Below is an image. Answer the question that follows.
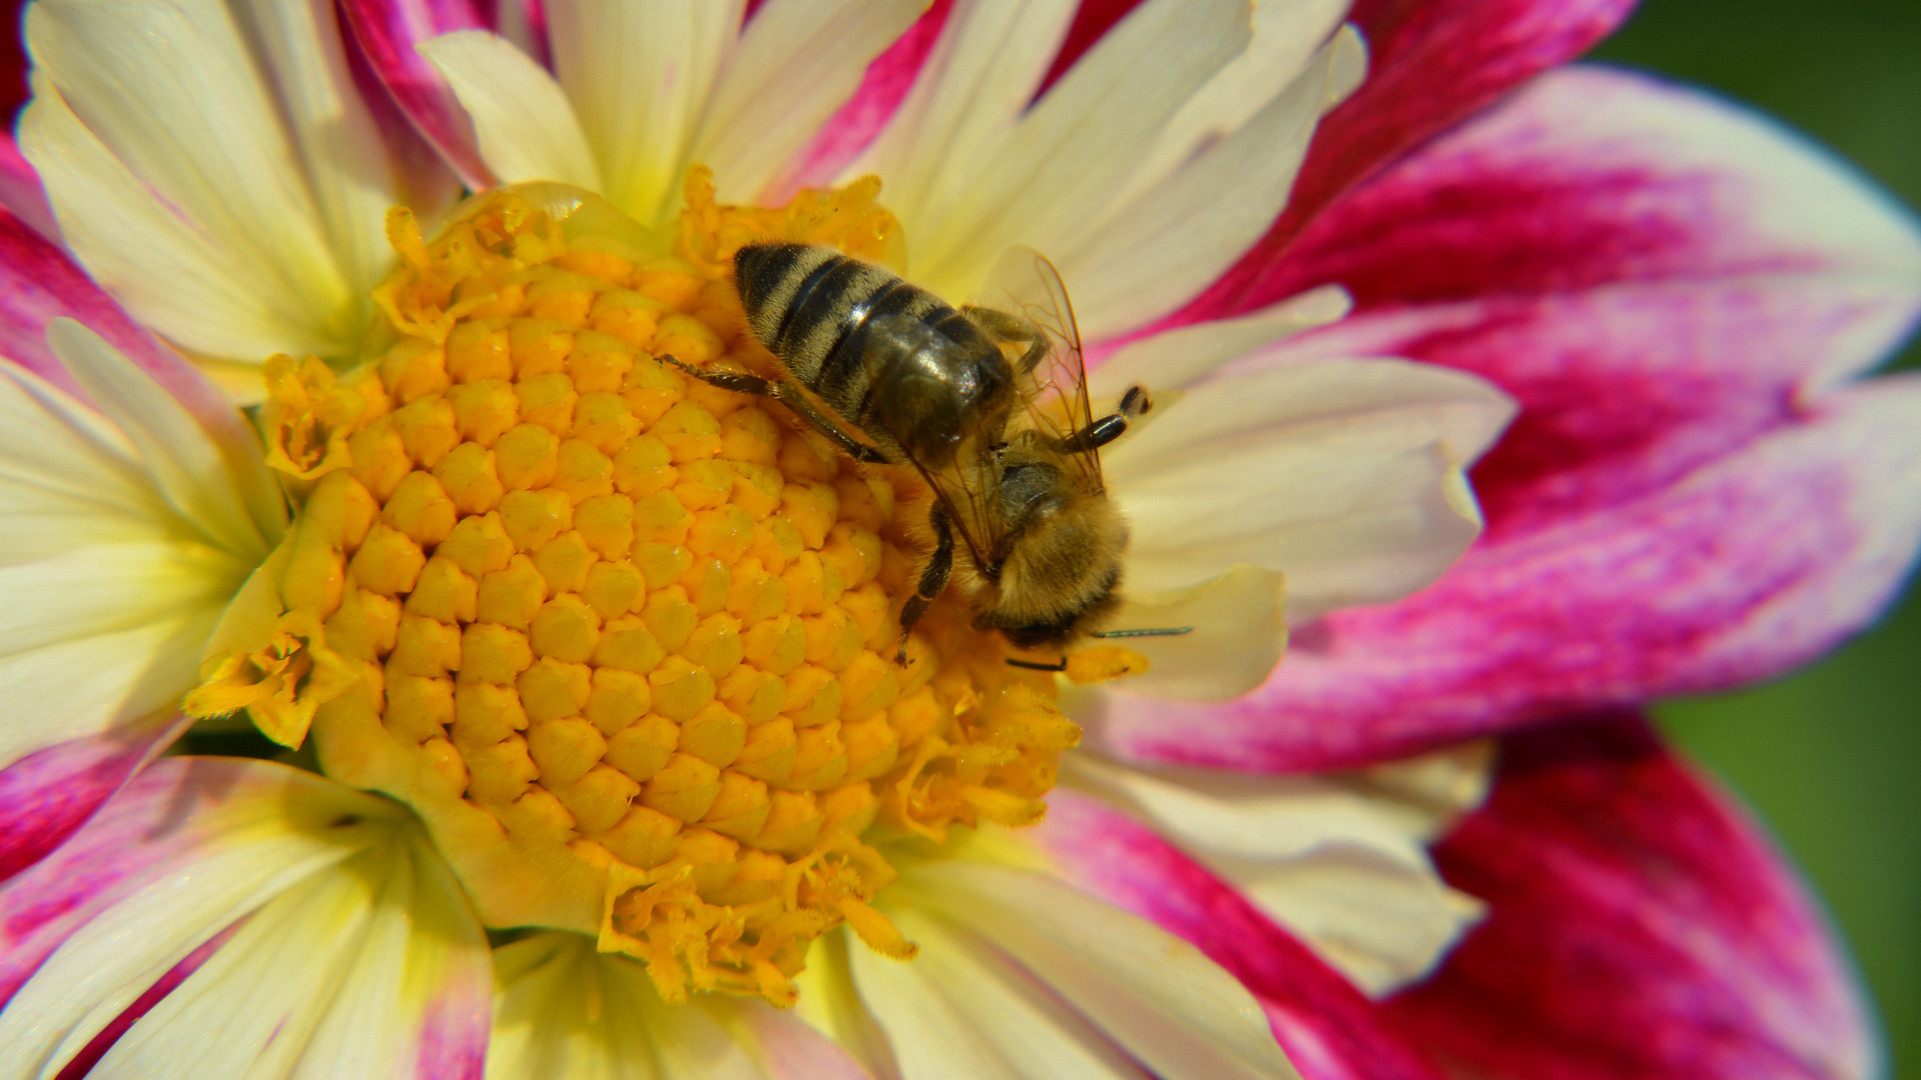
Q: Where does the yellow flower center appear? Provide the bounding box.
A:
[190,171,1111,1005]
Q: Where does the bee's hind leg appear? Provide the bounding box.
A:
[963,307,1049,374]
[658,354,891,465]
[895,503,954,665]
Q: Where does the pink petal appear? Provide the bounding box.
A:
[0,133,56,243]
[1095,375,1921,770]
[1385,716,1877,1080]
[764,0,952,201]
[1037,789,1448,1080]
[1168,0,1637,326]
[1090,69,1921,771]
[0,715,187,884]
[415,974,490,1080]
[340,0,497,191]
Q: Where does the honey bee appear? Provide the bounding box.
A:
[666,242,1155,663]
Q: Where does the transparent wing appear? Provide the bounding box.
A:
[907,425,1003,573]
[968,246,1103,487]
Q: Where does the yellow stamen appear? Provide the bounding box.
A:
[194,172,1093,1004]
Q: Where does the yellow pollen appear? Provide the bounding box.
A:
[191,171,1104,1005]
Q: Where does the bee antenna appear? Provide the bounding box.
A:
[1006,657,1069,672]
[1092,626,1194,639]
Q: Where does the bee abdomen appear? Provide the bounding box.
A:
[735,243,943,393]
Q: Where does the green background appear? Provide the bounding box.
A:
[1592,0,1921,1074]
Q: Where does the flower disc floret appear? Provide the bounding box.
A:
[190,176,1087,1004]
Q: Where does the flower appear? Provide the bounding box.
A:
[0,2,1914,1080]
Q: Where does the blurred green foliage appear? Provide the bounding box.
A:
[1592,0,1921,1073]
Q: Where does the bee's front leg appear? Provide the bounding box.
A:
[896,503,954,666]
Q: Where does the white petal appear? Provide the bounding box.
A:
[1106,359,1515,617]
[1098,563,1287,701]
[49,320,273,561]
[0,541,222,684]
[1056,33,1344,337]
[693,0,930,207]
[849,914,1149,1080]
[1062,754,1435,869]
[18,85,336,361]
[0,361,169,557]
[546,0,745,224]
[486,932,773,1080]
[0,357,251,769]
[1122,0,1355,204]
[421,31,602,192]
[847,0,1079,232]
[1059,751,1490,996]
[91,832,489,1080]
[233,0,401,297]
[910,0,1253,301]
[0,760,401,1080]
[25,0,358,359]
[0,614,212,769]
[1088,286,1351,401]
[902,862,1298,1080]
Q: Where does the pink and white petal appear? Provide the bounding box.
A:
[338,0,496,190]
[419,30,601,192]
[88,830,489,1080]
[898,860,1300,1080]
[693,0,928,209]
[907,0,1252,302]
[0,220,281,531]
[51,921,244,1080]
[1172,0,1638,324]
[489,932,856,1079]
[1035,791,1449,1080]
[1056,754,1482,995]
[0,136,56,244]
[0,609,217,770]
[844,0,1077,232]
[1124,0,1355,206]
[1235,66,1921,533]
[24,0,359,361]
[767,0,953,201]
[545,0,745,223]
[0,360,256,773]
[1105,358,1512,617]
[1384,716,1877,1080]
[1054,31,1352,338]
[0,714,185,882]
[0,758,400,1080]
[1100,375,1921,770]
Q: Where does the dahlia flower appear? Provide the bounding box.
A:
[0,1,1914,1079]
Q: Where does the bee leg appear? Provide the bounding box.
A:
[1059,385,1151,453]
[895,504,954,665]
[659,354,891,465]
[962,307,1049,374]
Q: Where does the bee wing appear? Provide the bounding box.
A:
[969,246,1104,486]
[907,426,1005,572]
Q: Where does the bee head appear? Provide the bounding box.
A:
[978,446,1128,649]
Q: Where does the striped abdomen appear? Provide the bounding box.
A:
[734,243,1012,468]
